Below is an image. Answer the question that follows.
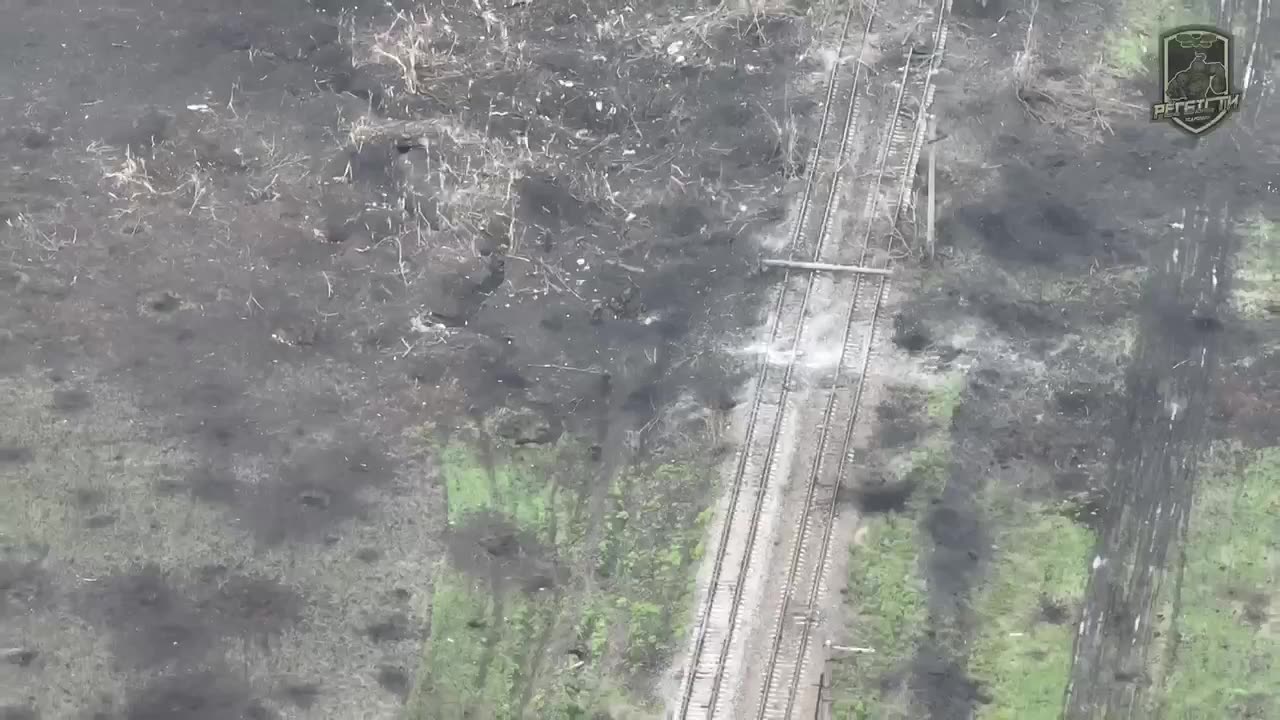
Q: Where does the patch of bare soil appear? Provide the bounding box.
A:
[80,565,216,670]
[76,563,303,673]
[182,442,394,546]
[448,511,563,600]
[0,544,51,620]
[119,671,270,720]
[840,388,931,514]
[1212,329,1280,448]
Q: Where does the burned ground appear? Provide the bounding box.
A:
[829,0,1278,717]
[76,563,303,672]
[874,390,927,448]
[117,670,264,720]
[80,565,216,670]
[445,511,561,593]
[0,545,50,620]
[6,0,1270,715]
[0,0,828,715]
[193,571,304,645]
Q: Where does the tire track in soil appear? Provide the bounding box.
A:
[1062,199,1231,719]
[1063,2,1275,714]
[913,449,989,720]
[519,355,651,713]
[472,426,506,697]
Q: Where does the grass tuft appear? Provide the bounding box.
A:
[1160,446,1280,719]
[829,382,961,718]
[969,507,1093,720]
[925,374,966,424]
[829,514,928,720]
[440,443,559,529]
[414,442,712,719]
[1231,215,1280,320]
[1102,0,1216,79]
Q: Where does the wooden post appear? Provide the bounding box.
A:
[926,115,936,261]
[814,672,824,720]
[760,258,892,276]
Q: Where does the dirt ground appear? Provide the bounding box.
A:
[819,0,1279,717]
[0,0,834,717]
[3,0,1277,716]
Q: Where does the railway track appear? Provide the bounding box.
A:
[672,1,951,718]
[751,5,952,719]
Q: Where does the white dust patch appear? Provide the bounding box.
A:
[728,292,856,373]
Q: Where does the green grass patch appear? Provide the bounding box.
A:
[970,502,1094,720]
[1103,0,1215,79]
[1161,446,1280,719]
[413,443,573,719]
[585,461,713,671]
[829,383,959,719]
[416,442,714,719]
[1232,215,1280,320]
[905,443,951,496]
[926,374,966,424]
[409,570,560,719]
[524,459,712,718]
[440,442,566,530]
[830,513,929,720]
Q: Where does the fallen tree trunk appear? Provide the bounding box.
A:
[760,258,893,276]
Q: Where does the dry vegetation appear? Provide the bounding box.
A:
[0,0,848,716]
[1009,0,1145,142]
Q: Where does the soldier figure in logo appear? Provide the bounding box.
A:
[1165,50,1229,100]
